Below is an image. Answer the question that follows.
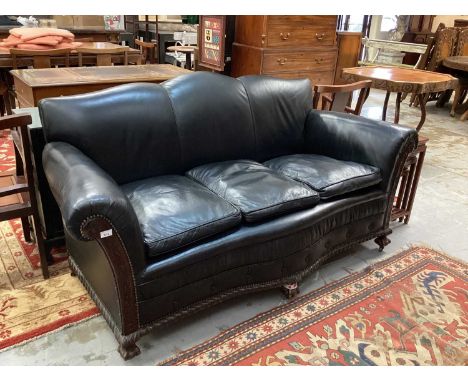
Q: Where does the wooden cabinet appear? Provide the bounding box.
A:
[231,16,338,86]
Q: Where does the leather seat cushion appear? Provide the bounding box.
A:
[186,160,320,223]
[122,175,241,258]
[264,154,382,199]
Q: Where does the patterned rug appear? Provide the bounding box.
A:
[161,247,468,366]
[0,135,98,353]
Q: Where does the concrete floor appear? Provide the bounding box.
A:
[0,89,467,365]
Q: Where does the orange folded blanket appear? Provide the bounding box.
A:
[9,27,75,41]
[0,28,78,51]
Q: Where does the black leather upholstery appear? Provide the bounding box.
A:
[238,75,312,162]
[264,154,381,199]
[162,72,256,170]
[121,175,241,258]
[136,190,387,321]
[187,160,319,223]
[42,142,146,272]
[304,111,418,193]
[39,73,418,356]
[39,83,182,185]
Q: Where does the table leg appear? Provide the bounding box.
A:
[186,52,192,70]
[394,92,402,124]
[382,91,391,121]
[416,94,427,131]
[450,85,461,117]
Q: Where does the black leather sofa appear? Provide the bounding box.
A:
[40,72,417,360]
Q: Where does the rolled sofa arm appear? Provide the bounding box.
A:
[42,142,146,272]
[304,110,418,194]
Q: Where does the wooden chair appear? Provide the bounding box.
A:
[0,113,49,279]
[10,48,72,69]
[134,39,157,64]
[312,80,372,116]
[415,27,458,107]
[450,28,468,118]
[0,79,12,116]
[76,45,129,67]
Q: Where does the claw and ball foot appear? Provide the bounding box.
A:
[118,341,141,360]
[281,282,299,299]
[375,235,391,252]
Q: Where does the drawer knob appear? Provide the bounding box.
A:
[280,32,290,40]
[277,58,287,65]
[315,33,325,41]
[314,58,324,64]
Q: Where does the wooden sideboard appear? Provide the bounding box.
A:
[231,16,338,86]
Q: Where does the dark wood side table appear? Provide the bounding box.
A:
[342,66,458,131]
[391,136,428,224]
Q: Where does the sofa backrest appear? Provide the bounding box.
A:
[40,72,312,184]
[161,72,255,171]
[238,76,313,162]
[39,83,183,184]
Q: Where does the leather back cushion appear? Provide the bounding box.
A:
[238,75,312,162]
[162,72,256,170]
[39,83,182,184]
[40,73,311,183]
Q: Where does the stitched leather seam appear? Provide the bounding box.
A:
[238,79,259,159]
[162,85,184,170]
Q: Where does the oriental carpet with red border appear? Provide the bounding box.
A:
[161,247,468,366]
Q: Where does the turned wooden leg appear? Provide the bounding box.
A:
[374,235,391,252]
[451,85,461,117]
[281,282,299,299]
[118,340,141,360]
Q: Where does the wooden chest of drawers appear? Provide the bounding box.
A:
[231,16,338,86]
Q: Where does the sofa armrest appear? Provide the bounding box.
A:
[43,142,146,272]
[304,110,418,193]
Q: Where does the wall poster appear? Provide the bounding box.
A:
[198,15,226,71]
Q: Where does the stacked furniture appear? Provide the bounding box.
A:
[231,16,338,85]
[40,72,417,360]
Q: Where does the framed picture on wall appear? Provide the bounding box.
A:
[198,15,226,71]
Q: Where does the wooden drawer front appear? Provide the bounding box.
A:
[266,16,337,47]
[269,70,335,87]
[263,49,337,73]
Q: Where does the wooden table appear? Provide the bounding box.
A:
[167,45,196,70]
[10,64,192,107]
[0,42,142,68]
[342,66,458,130]
[443,56,468,121]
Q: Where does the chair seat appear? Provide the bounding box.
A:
[264,154,382,199]
[122,175,241,258]
[186,160,320,223]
